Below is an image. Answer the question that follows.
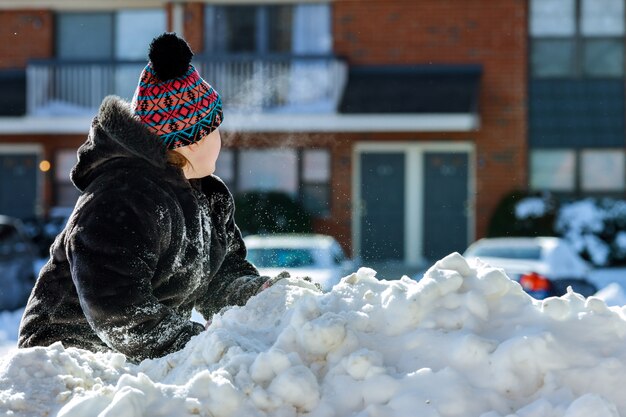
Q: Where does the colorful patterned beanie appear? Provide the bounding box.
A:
[132,33,223,150]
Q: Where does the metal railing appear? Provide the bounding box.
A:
[26,56,348,116]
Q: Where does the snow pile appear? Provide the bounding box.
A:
[3,253,626,416]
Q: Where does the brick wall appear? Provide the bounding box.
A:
[334,0,529,241]
[0,10,53,69]
[183,3,205,53]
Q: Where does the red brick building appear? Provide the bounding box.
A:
[0,1,528,266]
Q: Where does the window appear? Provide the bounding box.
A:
[530,0,576,36]
[530,0,625,78]
[56,13,114,60]
[580,0,625,36]
[247,248,315,268]
[467,245,543,260]
[531,39,577,77]
[205,5,291,54]
[205,4,331,55]
[55,10,166,100]
[215,149,235,189]
[115,10,167,60]
[582,39,624,77]
[56,10,166,60]
[239,149,299,194]
[581,149,625,191]
[302,149,331,216]
[54,150,80,207]
[530,148,626,194]
[215,147,331,217]
[530,150,576,191]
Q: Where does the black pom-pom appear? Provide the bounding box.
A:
[148,32,194,81]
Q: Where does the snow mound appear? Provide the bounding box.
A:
[3,253,626,417]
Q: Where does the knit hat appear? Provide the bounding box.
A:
[132,33,223,150]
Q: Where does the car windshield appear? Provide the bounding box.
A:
[247,248,316,268]
[468,245,542,260]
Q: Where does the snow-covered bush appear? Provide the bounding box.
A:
[509,196,626,267]
[515,196,550,220]
[488,190,557,238]
[554,199,609,266]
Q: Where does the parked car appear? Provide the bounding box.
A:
[244,234,356,292]
[0,215,38,310]
[463,237,597,299]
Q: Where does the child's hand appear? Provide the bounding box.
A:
[258,271,291,293]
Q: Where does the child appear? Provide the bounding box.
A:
[18,33,282,362]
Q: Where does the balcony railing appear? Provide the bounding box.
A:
[26,56,348,117]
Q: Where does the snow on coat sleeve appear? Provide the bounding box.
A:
[66,190,203,362]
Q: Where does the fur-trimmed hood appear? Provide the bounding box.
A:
[71,96,171,192]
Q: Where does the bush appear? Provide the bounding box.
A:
[487,190,557,238]
[234,191,312,236]
[555,198,626,267]
[489,191,626,267]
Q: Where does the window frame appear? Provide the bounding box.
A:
[530,148,577,192]
[55,9,166,61]
[530,147,626,196]
[580,148,626,192]
[53,149,81,208]
[530,0,626,79]
[204,4,295,56]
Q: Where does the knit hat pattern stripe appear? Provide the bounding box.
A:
[161,95,223,149]
[133,64,223,150]
[136,66,200,99]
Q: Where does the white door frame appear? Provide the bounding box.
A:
[352,141,476,265]
[0,144,45,217]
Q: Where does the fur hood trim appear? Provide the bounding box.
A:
[71,96,170,191]
[96,95,168,165]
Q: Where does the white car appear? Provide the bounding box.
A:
[463,237,596,298]
[244,234,356,292]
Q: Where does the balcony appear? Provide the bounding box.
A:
[25,55,348,117]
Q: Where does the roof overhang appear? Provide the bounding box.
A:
[339,64,482,117]
[0,112,479,135]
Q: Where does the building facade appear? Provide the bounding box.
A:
[528,0,626,199]
[0,0,530,266]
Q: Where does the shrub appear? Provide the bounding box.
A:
[487,190,557,238]
[234,191,312,236]
[490,193,626,267]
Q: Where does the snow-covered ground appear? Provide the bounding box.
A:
[3,254,626,416]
